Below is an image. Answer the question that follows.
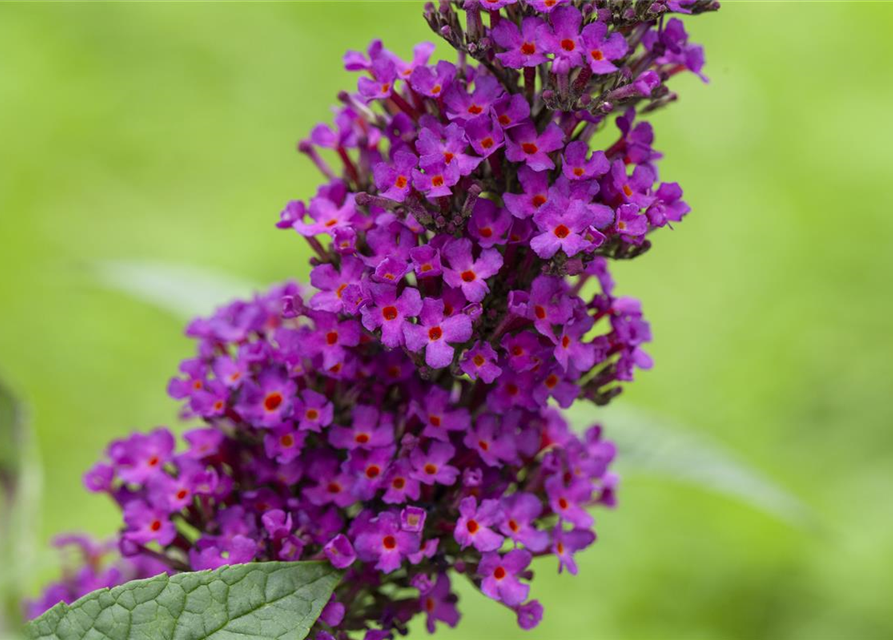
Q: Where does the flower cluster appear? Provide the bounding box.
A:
[31,0,717,637]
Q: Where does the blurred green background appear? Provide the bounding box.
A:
[1,2,892,639]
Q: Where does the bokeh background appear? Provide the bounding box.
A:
[2,2,892,639]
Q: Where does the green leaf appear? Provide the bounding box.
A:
[92,260,261,320]
[565,405,814,528]
[25,562,341,640]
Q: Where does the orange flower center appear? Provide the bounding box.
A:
[264,392,283,411]
[382,306,398,321]
[521,142,538,155]
[521,42,536,55]
[428,326,443,341]
[461,270,476,282]
[554,224,570,238]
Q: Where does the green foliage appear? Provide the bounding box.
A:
[25,562,340,640]
[0,380,40,638]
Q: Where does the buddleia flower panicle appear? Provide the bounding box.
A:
[32,0,718,637]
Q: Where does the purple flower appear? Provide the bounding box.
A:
[373,150,417,202]
[503,165,551,219]
[360,284,423,348]
[237,371,296,427]
[545,475,594,528]
[320,596,346,627]
[189,535,257,571]
[581,21,628,74]
[506,123,564,172]
[442,238,504,303]
[410,441,459,486]
[562,141,610,181]
[411,159,460,199]
[500,492,550,552]
[293,194,357,237]
[531,199,608,259]
[411,387,471,442]
[409,245,443,279]
[404,297,473,369]
[328,405,394,450]
[294,389,334,432]
[541,6,584,73]
[357,58,398,101]
[609,160,655,208]
[417,119,481,176]
[409,60,456,98]
[644,18,708,82]
[516,600,544,630]
[647,182,690,227]
[463,415,516,467]
[382,460,421,504]
[455,496,505,552]
[479,549,531,606]
[400,506,427,533]
[348,447,394,499]
[309,255,365,313]
[614,203,648,238]
[464,114,504,158]
[501,331,545,372]
[444,74,504,121]
[553,526,596,574]
[421,574,460,633]
[459,341,502,383]
[491,17,549,69]
[551,318,596,372]
[108,428,175,485]
[468,199,511,248]
[122,501,176,546]
[263,427,305,464]
[527,0,568,12]
[493,94,531,130]
[324,533,357,569]
[354,512,419,573]
[394,41,436,80]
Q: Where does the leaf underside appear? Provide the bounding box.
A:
[26,562,341,640]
